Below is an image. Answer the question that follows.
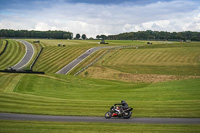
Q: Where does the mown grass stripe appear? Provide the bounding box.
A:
[37,47,64,61]
[166,50,177,63]
[0,74,19,91]
[36,47,72,65]
[35,48,74,71]
[40,49,85,73]
[3,42,21,67]
[4,74,24,93]
[0,40,25,70]
[0,40,16,65]
[0,40,17,68]
[0,40,7,54]
[5,41,25,68]
[47,49,90,73]
[34,47,88,73]
[162,49,175,63]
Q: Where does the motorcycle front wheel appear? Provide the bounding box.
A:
[105,111,112,119]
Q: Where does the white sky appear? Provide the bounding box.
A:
[0,0,200,38]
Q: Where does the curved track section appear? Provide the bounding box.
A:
[12,40,34,70]
[0,113,199,124]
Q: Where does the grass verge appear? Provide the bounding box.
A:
[0,120,199,133]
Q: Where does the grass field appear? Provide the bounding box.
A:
[0,39,26,70]
[0,72,199,117]
[25,39,185,75]
[80,42,200,82]
[24,39,148,73]
[0,120,199,133]
[25,39,98,73]
[0,40,200,132]
[0,39,6,53]
[32,46,92,73]
[29,39,148,47]
[0,40,199,117]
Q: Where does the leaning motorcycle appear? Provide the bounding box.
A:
[105,105,133,119]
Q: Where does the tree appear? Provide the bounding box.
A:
[96,35,100,39]
[100,35,107,39]
[0,29,73,39]
[82,34,86,39]
[63,34,69,39]
[63,33,73,39]
[76,33,80,39]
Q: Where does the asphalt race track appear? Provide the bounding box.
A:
[12,40,34,70]
[56,46,116,74]
[0,113,199,124]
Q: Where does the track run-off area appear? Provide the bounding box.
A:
[0,113,199,124]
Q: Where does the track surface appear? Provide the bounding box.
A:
[56,46,116,74]
[12,40,34,70]
[0,113,200,124]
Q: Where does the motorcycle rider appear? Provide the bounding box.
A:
[114,100,128,114]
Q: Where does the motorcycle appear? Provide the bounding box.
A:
[105,105,133,119]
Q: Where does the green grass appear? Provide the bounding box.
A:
[0,40,200,132]
[69,49,109,75]
[24,39,160,74]
[0,73,199,117]
[0,39,6,53]
[28,39,147,47]
[88,43,200,76]
[32,46,91,73]
[0,39,26,70]
[26,39,99,73]
[25,39,148,73]
[0,120,199,133]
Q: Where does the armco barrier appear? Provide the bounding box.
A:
[0,40,8,55]
[0,70,44,74]
[30,47,43,70]
[30,42,44,70]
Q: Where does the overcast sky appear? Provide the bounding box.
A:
[0,0,200,37]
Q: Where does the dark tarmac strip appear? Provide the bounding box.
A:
[0,113,200,124]
[12,40,34,70]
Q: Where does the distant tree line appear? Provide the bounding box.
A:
[97,30,200,41]
[0,29,73,39]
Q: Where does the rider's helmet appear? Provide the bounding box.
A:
[121,100,125,103]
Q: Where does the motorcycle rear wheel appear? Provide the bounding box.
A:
[122,111,132,119]
[105,111,112,119]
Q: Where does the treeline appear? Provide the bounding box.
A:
[97,30,200,41]
[0,29,73,39]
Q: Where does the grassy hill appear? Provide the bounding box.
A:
[0,39,200,132]
[0,39,26,70]
[80,42,200,82]
[25,39,148,73]
[32,46,91,73]
[0,72,200,118]
[0,39,6,53]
